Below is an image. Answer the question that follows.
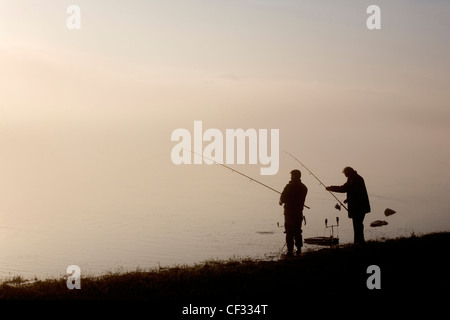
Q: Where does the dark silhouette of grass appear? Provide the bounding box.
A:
[0,232,448,316]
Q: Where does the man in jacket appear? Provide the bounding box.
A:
[279,169,308,256]
[326,167,370,245]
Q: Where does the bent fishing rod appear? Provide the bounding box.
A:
[284,151,347,211]
[186,149,310,210]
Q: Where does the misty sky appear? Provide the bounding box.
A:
[0,1,449,232]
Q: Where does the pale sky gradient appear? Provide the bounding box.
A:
[0,1,449,235]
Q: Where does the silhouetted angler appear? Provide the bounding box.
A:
[279,169,308,256]
[326,167,370,245]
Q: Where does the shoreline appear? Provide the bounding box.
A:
[0,231,449,316]
[1,231,449,295]
[0,227,424,283]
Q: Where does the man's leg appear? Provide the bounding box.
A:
[352,214,365,244]
[285,220,295,255]
[294,228,303,255]
[285,231,294,255]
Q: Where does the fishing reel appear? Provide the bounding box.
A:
[335,203,341,211]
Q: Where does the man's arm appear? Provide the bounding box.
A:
[326,182,348,193]
[279,184,290,205]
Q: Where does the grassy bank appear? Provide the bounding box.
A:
[1,232,449,314]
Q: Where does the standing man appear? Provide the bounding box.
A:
[326,167,370,245]
[279,169,308,256]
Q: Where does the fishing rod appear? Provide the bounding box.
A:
[186,149,310,210]
[284,151,347,212]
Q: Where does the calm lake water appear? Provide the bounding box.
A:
[1,153,449,281]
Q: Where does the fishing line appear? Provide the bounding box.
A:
[185,148,310,209]
[284,151,348,212]
[185,148,310,255]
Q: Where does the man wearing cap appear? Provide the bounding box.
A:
[279,169,308,256]
[326,167,371,245]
